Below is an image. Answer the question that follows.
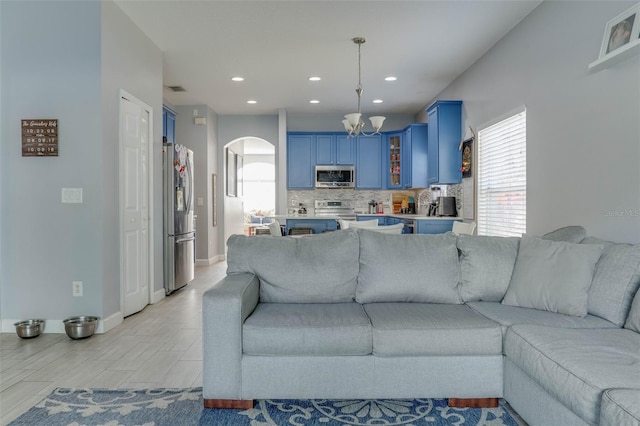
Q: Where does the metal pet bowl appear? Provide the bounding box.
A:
[63,316,98,340]
[14,319,45,339]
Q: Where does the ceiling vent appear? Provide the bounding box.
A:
[167,85,187,92]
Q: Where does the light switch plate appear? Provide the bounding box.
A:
[62,188,83,203]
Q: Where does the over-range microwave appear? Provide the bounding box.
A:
[315,165,355,188]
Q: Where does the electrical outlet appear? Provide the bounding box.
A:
[72,281,83,297]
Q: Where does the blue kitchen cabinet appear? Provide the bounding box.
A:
[386,132,403,189]
[316,134,354,165]
[355,134,383,189]
[287,134,315,189]
[402,123,428,188]
[385,124,428,189]
[416,219,462,234]
[286,219,337,234]
[335,135,355,165]
[163,106,176,144]
[426,101,462,185]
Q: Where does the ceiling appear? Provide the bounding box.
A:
[115,0,542,116]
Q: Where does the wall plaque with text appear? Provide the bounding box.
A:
[22,119,58,157]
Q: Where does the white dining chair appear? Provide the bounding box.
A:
[452,221,477,236]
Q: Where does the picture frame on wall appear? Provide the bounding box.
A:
[461,138,473,179]
[236,154,243,198]
[226,148,236,197]
[599,4,640,59]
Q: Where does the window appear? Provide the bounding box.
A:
[477,109,526,237]
[243,161,275,214]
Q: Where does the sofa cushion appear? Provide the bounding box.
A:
[502,235,603,317]
[505,325,640,425]
[468,301,617,339]
[243,303,372,356]
[457,235,520,302]
[356,232,460,304]
[626,287,640,333]
[226,230,359,303]
[600,389,640,426]
[363,303,502,356]
[541,225,587,243]
[580,238,640,326]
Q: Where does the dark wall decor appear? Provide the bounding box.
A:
[22,119,58,157]
[461,138,473,178]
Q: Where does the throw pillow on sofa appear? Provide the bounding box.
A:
[580,237,640,326]
[625,285,640,333]
[226,229,360,303]
[457,234,520,302]
[541,225,587,243]
[356,232,461,304]
[502,235,604,317]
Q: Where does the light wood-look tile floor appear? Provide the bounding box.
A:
[0,261,226,425]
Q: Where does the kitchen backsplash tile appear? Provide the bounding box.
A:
[288,184,463,215]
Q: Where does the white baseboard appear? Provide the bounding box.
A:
[100,311,123,333]
[196,254,225,266]
[151,288,166,304]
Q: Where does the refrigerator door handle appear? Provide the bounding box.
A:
[185,151,193,215]
[176,236,195,244]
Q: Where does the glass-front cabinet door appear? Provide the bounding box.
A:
[387,133,402,188]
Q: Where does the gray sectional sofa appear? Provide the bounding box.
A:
[202,226,640,425]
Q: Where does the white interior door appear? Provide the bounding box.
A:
[121,95,150,317]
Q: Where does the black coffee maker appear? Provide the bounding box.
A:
[436,196,457,217]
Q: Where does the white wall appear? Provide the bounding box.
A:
[423,1,640,244]
[0,0,163,331]
[175,105,221,264]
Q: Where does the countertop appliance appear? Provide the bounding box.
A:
[163,143,195,295]
[315,165,355,188]
[437,196,457,217]
[314,199,356,220]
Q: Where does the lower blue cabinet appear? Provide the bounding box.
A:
[415,220,462,234]
[285,219,337,234]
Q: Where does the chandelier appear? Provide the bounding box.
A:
[342,37,385,137]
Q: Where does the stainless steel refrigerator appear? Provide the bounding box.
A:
[163,143,195,294]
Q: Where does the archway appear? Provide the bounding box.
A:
[223,137,275,246]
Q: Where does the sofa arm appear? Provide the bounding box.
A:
[202,273,260,400]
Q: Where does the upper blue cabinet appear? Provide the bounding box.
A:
[385,124,428,189]
[426,101,462,185]
[355,134,383,189]
[162,106,176,144]
[287,134,315,189]
[315,134,354,165]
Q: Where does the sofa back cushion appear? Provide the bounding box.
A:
[356,232,461,303]
[502,235,603,317]
[226,230,360,303]
[625,287,640,333]
[457,235,520,302]
[541,225,587,243]
[580,237,640,326]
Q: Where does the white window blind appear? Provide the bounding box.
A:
[477,109,526,237]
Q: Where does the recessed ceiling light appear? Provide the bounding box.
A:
[373,99,383,104]
[247,100,257,104]
[232,77,244,82]
[309,100,320,104]
[384,76,397,81]
[308,76,321,81]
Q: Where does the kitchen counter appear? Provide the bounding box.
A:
[357,214,462,221]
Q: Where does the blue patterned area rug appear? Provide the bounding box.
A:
[9,387,520,425]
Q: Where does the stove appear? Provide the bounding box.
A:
[314,199,356,220]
